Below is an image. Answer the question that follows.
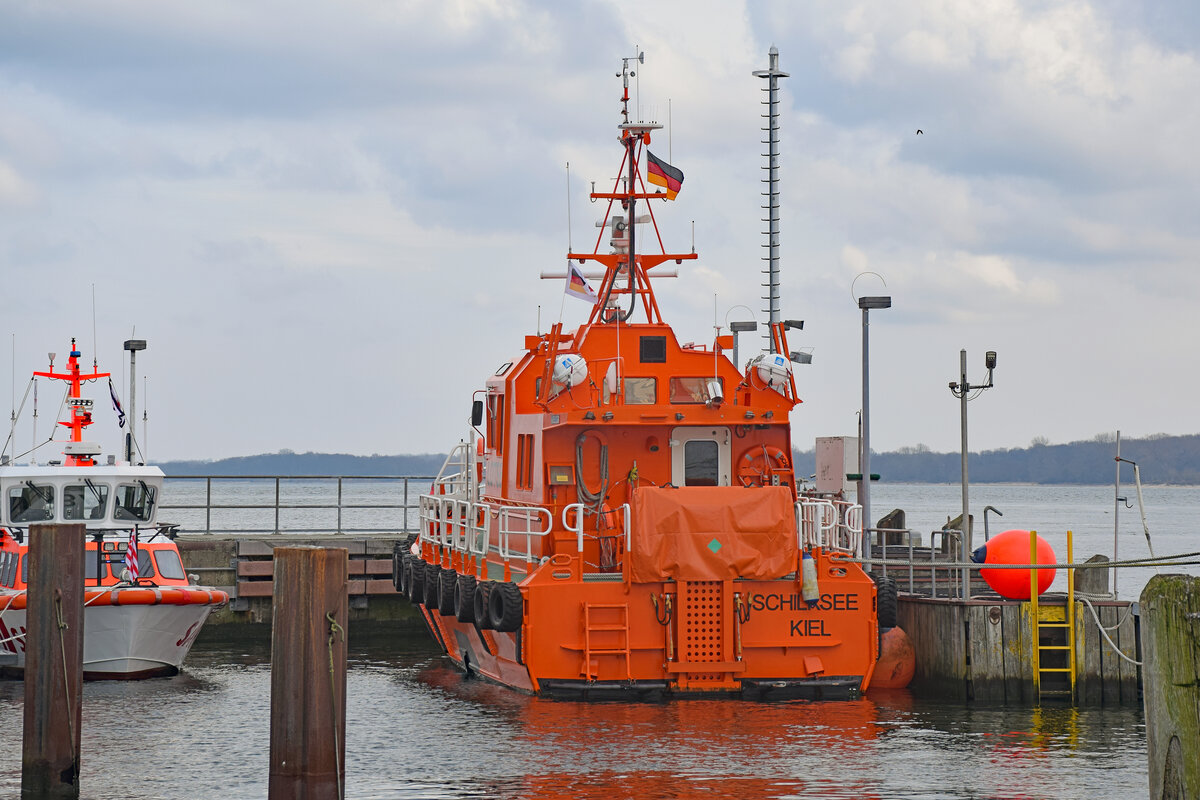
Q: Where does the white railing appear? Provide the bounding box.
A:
[563,503,631,552]
[497,505,553,565]
[797,498,863,557]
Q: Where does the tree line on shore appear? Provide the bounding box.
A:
[791,433,1200,485]
[160,433,1200,485]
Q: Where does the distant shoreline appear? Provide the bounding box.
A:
[156,433,1200,485]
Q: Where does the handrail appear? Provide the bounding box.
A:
[160,475,433,535]
[796,499,862,556]
[564,503,631,570]
[497,506,553,565]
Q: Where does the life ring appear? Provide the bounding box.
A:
[737,445,790,487]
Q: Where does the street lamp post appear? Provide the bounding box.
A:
[948,348,996,599]
[857,295,891,551]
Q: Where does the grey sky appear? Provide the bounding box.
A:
[2,1,1197,462]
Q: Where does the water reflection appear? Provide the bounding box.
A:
[0,626,1148,800]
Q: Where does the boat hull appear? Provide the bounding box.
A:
[410,559,878,699]
[0,597,218,679]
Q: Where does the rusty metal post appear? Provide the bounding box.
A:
[22,523,85,800]
[269,547,348,800]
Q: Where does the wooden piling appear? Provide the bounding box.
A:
[21,523,85,800]
[269,547,348,800]
[1140,574,1200,800]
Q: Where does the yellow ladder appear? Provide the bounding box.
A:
[582,603,631,681]
[1030,529,1076,702]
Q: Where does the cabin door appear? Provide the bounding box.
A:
[669,427,731,487]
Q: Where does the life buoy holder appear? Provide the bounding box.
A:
[737,445,790,487]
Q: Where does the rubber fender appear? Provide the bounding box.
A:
[871,573,898,629]
[423,562,441,608]
[474,581,495,630]
[454,574,477,623]
[488,581,523,632]
[407,560,424,606]
[438,568,457,616]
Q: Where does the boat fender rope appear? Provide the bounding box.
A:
[54,589,79,769]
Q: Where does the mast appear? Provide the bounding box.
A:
[33,338,110,466]
[566,53,697,329]
[124,339,147,464]
[753,46,789,353]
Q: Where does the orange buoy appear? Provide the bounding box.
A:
[871,626,915,689]
[971,529,1056,600]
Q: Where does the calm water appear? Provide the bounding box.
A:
[0,626,1149,799]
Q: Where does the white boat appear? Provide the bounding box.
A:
[0,338,227,679]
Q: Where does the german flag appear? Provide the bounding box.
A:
[646,150,684,200]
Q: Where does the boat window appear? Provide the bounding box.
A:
[684,440,720,486]
[669,377,720,404]
[64,482,110,521]
[1,551,16,588]
[114,483,156,522]
[9,483,55,523]
[602,377,656,405]
[154,548,186,581]
[85,549,157,581]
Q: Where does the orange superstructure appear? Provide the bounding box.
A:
[394,58,881,699]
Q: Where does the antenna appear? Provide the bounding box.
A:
[143,375,148,461]
[91,283,98,368]
[565,162,573,252]
[752,46,790,353]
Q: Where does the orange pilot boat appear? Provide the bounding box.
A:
[394,58,882,699]
[0,338,228,679]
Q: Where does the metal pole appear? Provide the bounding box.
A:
[753,47,789,352]
[959,349,970,600]
[126,348,137,463]
[123,339,146,464]
[860,306,872,547]
[1113,430,1121,600]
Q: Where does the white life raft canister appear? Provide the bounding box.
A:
[551,353,588,396]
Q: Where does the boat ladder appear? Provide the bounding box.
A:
[1030,530,1077,702]
[582,602,631,681]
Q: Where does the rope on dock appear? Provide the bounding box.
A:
[847,550,1200,571]
[1076,593,1143,666]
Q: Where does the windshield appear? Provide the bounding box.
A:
[114,482,157,522]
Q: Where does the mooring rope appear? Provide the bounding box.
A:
[54,590,79,767]
[326,611,345,800]
[849,551,1200,571]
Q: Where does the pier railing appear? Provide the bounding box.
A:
[160,475,434,535]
